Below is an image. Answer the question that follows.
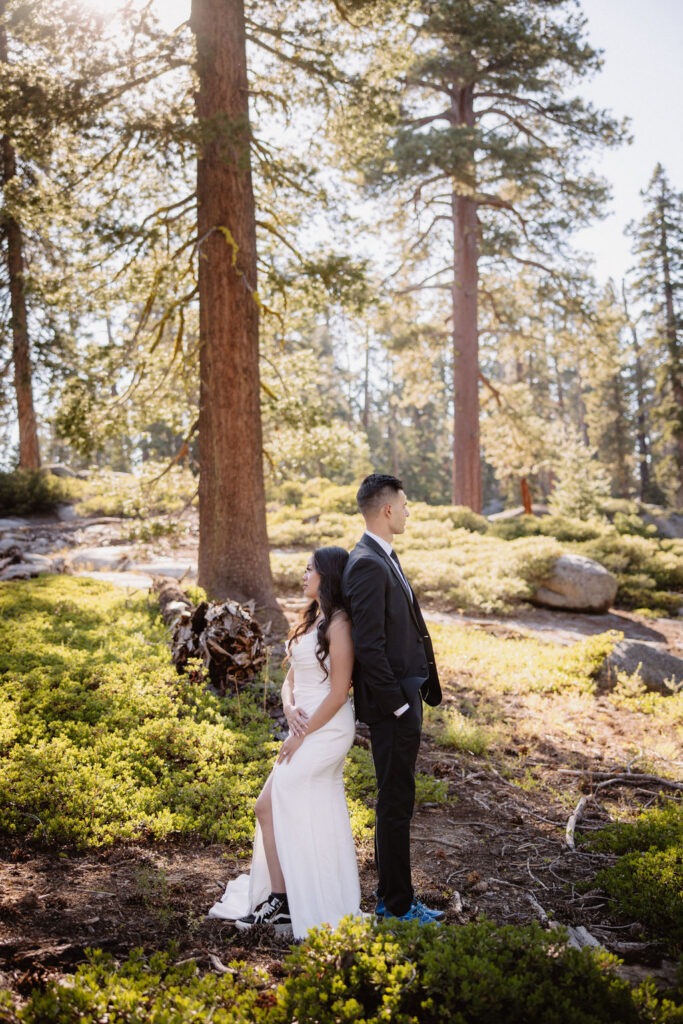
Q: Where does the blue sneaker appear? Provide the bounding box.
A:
[375,897,445,921]
[383,899,443,925]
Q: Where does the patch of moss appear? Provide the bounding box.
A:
[0,577,275,849]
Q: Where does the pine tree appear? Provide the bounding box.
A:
[335,0,626,510]
[628,164,683,506]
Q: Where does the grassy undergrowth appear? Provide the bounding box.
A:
[0,576,276,848]
[2,920,681,1024]
[5,466,681,615]
[586,803,683,956]
[430,623,618,695]
[0,577,449,849]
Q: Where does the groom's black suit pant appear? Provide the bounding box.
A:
[370,691,422,916]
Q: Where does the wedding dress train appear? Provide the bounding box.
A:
[208,628,361,939]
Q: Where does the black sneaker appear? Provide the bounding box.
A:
[235,893,292,934]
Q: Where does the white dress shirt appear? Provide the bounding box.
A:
[364,531,410,718]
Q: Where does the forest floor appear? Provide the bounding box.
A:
[1,511,682,1002]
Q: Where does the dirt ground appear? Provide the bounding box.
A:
[1,551,681,1005]
[2,669,680,1003]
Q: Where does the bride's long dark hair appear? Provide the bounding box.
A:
[288,546,350,678]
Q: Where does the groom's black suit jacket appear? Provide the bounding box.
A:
[342,534,441,725]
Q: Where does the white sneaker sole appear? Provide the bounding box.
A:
[234,918,292,934]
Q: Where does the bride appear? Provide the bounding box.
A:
[208,546,361,939]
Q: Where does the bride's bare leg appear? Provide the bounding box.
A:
[254,774,286,893]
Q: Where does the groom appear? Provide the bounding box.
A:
[342,473,443,923]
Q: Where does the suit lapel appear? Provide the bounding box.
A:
[358,535,421,630]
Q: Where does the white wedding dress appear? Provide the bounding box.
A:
[208,628,361,939]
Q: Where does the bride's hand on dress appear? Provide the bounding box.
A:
[277,733,305,764]
[283,703,309,737]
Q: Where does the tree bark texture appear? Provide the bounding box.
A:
[191,0,286,632]
[621,283,651,501]
[0,13,40,469]
[658,193,683,504]
[450,86,481,512]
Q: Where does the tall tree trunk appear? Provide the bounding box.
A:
[362,326,370,430]
[191,0,286,633]
[575,360,590,447]
[658,191,683,505]
[520,476,533,515]
[621,282,651,501]
[0,12,40,469]
[611,375,631,497]
[450,87,481,511]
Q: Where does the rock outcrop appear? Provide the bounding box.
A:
[601,640,683,695]
[532,554,618,613]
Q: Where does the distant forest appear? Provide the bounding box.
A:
[2,0,683,515]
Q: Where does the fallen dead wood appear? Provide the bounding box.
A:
[557,769,683,791]
[591,774,683,794]
[565,794,590,850]
[153,579,266,695]
[155,578,193,626]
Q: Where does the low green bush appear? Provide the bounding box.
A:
[6,947,270,1024]
[597,848,683,956]
[344,745,449,809]
[411,502,488,533]
[425,705,490,754]
[277,917,678,1023]
[7,920,681,1024]
[488,514,606,543]
[0,469,70,515]
[71,463,196,518]
[590,803,683,856]
[613,512,658,538]
[0,577,275,848]
[432,623,619,696]
[588,803,683,956]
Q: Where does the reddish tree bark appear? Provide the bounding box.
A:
[450,85,481,511]
[658,191,683,505]
[191,0,287,633]
[0,11,40,469]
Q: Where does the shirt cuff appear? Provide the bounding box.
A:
[393,702,410,717]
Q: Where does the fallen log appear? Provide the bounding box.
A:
[565,795,590,850]
[153,579,266,695]
[155,578,193,627]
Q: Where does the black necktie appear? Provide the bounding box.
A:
[390,550,412,595]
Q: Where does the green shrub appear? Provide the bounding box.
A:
[72,463,196,518]
[0,469,70,515]
[487,515,544,540]
[0,577,275,848]
[588,803,683,955]
[411,502,488,533]
[344,745,449,809]
[539,516,607,542]
[4,921,682,1023]
[597,848,683,955]
[590,803,683,856]
[277,917,655,1023]
[613,512,658,538]
[576,532,683,593]
[432,624,618,696]
[426,705,490,754]
[11,946,271,1024]
[489,514,605,543]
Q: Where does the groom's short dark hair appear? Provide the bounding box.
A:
[356,473,404,516]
